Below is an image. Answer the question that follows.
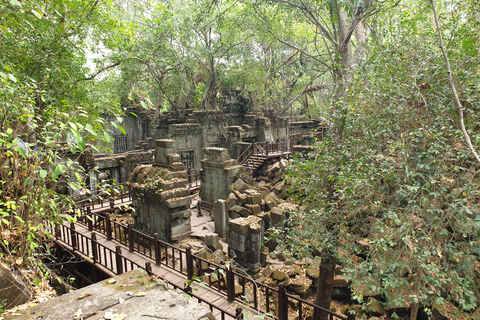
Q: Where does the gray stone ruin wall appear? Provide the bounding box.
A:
[199,147,245,204]
[128,139,192,242]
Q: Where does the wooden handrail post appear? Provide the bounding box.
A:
[188,168,192,185]
[197,201,202,217]
[110,198,115,210]
[266,141,269,157]
[105,213,112,241]
[70,222,77,250]
[278,283,288,320]
[115,245,123,274]
[290,140,293,153]
[226,265,235,303]
[54,224,61,239]
[154,233,161,266]
[145,262,153,276]
[186,246,194,280]
[252,141,255,155]
[91,232,98,263]
[128,224,134,253]
[87,207,93,231]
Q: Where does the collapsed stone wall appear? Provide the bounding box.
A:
[128,139,192,241]
[199,147,245,204]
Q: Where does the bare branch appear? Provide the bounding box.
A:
[430,0,480,164]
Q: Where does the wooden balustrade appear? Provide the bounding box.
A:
[60,186,347,320]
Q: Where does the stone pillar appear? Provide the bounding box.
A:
[200,147,245,203]
[228,216,263,269]
[128,139,192,242]
[213,200,228,238]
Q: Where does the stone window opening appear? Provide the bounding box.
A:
[114,135,127,153]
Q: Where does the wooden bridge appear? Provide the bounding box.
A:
[51,168,348,320]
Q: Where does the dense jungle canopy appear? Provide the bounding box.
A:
[1,0,480,318]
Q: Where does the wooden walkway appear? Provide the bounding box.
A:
[55,220,242,319]
[58,179,348,320]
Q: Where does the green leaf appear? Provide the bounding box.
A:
[53,164,65,180]
[23,177,30,188]
[140,101,148,109]
[32,9,43,19]
[34,278,40,286]
[85,124,97,137]
[104,132,111,143]
[16,147,26,158]
[6,128,13,135]
[39,169,47,179]
[9,0,21,6]
[119,125,127,135]
[76,134,86,152]
[8,73,17,83]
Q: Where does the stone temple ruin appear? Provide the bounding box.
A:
[83,89,325,269]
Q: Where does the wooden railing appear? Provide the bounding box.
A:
[50,221,235,320]
[63,206,348,320]
[237,139,293,164]
[76,183,131,212]
[187,168,201,189]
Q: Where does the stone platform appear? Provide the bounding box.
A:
[4,269,214,320]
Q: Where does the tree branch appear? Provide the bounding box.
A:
[430,0,480,164]
[83,57,146,81]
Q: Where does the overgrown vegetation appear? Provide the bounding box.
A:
[1,0,479,318]
[282,1,480,318]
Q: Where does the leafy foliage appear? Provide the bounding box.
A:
[283,1,480,316]
[0,0,124,276]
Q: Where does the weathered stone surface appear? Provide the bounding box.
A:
[227,216,263,269]
[286,274,312,297]
[230,205,252,217]
[156,139,176,148]
[5,269,214,320]
[0,264,32,309]
[213,200,228,238]
[245,189,262,205]
[333,275,349,288]
[170,161,185,171]
[306,256,321,279]
[273,181,284,193]
[264,192,281,210]
[386,280,411,309]
[203,147,230,162]
[272,269,287,281]
[204,233,223,251]
[233,178,248,192]
[245,204,261,215]
[332,288,351,300]
[159,187,190,202]
[366,297,385,316]
[165,195,192,208]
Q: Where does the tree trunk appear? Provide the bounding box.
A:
[314,250,336,320]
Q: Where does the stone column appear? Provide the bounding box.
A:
[213,200,228,238]
[228,216,263,270]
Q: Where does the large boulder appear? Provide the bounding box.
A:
[0,264,32,309]
[4,269,214,320]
